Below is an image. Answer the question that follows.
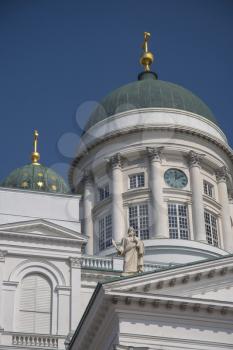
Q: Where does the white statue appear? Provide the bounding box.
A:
[112,227,144,275]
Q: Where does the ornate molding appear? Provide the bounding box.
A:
[69,126,233,189]
[0,250,7,262]
[216,166,228,182]
[146,146,163,162]
[82,169,94,185]
[187,150,205,167]
[69,257,82,269]
[110,153,123,169]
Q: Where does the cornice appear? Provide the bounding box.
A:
[68,125,233,191]
[0,230,85,246]
[108,290,233,316]
[103,255,233,292]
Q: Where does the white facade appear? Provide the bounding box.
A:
[70,107,233,261]
[1,69,233,350]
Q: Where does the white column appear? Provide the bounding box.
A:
[188,151,206,243]
[0,251,7,329]
[83,171,94,255]
[111,153,124,242]
[69,258,82,331]
[56,286,71,335]
[147,147,168,238]
[2,281,18,331]
[216,166,233,252]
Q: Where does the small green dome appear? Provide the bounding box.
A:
[1,163,69,194]
[84,75,216,131]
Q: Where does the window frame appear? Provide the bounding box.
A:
[99,213,112,251]
[98,183,110,201]
[204,210,219,247]
[128,202,149,240]
[128,173,145,190]
[18,273,52,334]
[203,180,214,198]
[168,202,190,240]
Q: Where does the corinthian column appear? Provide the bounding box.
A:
[83,170,94,255]
[110,153,124,242]
[147,147,168,238]
[188,151,206,243]
[216,166,233,252]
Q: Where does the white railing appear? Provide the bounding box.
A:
[12,334,58,348]
[144,262,173,272]
[81,255,175,272]
[81,256,113,270]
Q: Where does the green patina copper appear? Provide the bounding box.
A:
[1,163,69,194]
[84,78,216,132]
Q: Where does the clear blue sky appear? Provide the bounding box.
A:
[0,0,232,182]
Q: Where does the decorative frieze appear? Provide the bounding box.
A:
[216,166,228,182]
[125,297,132,305]
[69,257,81,269]
[82,169,93,184]
[182,275,189,284]
[169,278,176,287]
[0,250,7,262]
[207,269,216,278]
[193,303,200,312]
[138,298,146,307]
[110,153,123,169]
[219,267,228,276]
[146,146,163,162]
[187,150,205,167]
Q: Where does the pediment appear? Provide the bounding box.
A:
[103,255,233,303]
[0,219,86,242]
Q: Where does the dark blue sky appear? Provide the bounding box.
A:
[0,0,232,182]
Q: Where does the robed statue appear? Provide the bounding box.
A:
[112,227,144,275]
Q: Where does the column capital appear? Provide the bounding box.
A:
[187,150,205,167]
[69,257,82,269]
[110,153,123,169]
[216,166,228,182]
[0,250,7,263]
[82,169,93,184]
[146,146,163,162]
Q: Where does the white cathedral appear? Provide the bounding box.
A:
[1,33,233,350]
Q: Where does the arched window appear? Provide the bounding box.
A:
[19,274,52,334]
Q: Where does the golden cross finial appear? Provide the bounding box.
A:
[142,32,151,53]
[140,31,154,72]
[31,130,40,164]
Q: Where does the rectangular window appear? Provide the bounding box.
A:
[204,211,218,247]
[99,214,112,251]
[128,203,149,239]
[168,203,189,240]
[203,180,214,198]
[129,173,145,189]
[98,184,110,201]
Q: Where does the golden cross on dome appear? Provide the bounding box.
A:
[31,130,40,164]
[142,32,151,53]
[140,31,154,72]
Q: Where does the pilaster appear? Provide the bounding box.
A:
[69,257,82,331]
[110,153,124,242]
[147,147,168,238]
[83,170,94,255]
[187,151,206,243]
[216,166,233,252]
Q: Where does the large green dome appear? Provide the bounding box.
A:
[1,163,69,194]
[84,74,216,132]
